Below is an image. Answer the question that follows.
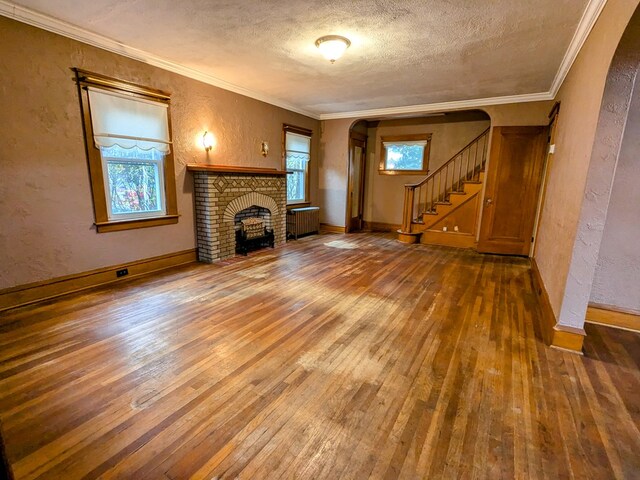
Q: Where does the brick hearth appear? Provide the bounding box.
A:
[187,165,288,262]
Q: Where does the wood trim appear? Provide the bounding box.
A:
[532,107,559,257]
[74,68,171,101]
[530,259,585,353]
[186,164,289,176]
[362,221,400,232]
[379,134,431,176]
[350,131,367,142]
[346,134,367,233]
[551,325,586,354]
[548,101,561,119]
[283,124,313,136]
[74,69,179,233]
[586,304,640,333]
[320,224,346,234]
[397,230,422,244]
[95,215,180,233]
[420,231,476,249]
[530,258,556,345]
[0,249,197,313]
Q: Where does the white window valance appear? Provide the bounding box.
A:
[88,87,171,153]
[285,132,311,162]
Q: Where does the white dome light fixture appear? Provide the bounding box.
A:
[315,35,351,63]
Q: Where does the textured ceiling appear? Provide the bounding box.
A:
[8,0,590,116]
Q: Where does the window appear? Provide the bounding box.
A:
[379,134,431,175]
[283,125,312,204]
[100,146,165,219]
[74,69,178,232]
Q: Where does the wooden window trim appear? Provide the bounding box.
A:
[283,124,313,136]
[379,133,432,176]
[73,68,178,233]
[283,124,312,205]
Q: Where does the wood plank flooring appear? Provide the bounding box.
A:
[0,233,638,479]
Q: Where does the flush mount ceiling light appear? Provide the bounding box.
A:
[315,35,351,63]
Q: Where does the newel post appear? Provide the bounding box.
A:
[402,186,414,232]
[397,185,421,244]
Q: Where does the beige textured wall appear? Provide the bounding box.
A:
[363,117,490,225]
[590,77,640,313]
[533,0,640,318]
[319,102,551,228]
[482,102,554,126]
[0,17,319,289]
[318,119,353,227]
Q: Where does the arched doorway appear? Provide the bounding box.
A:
[557,7,640,335]
[346,111,491,235]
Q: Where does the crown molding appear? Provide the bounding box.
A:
[549,0,608,96]
[317,92,554,120]
[0,0,607,121]
[0,0,320,120]
[319,0,607,121]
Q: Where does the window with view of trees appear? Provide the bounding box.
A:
[379,134,431,175]
[101,146,165,218]
[75,69,178,232]
[284,126,312,204]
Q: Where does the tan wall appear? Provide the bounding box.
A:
[319,102,551,228]
[590,61,640,313]
[0,17,319,289]
[363,117,490,225]
[318,119,353,227]
[533,0,640,318]
[482,102,554,127]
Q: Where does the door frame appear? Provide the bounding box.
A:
[345,131,367,233]
[477,125,547,255]
[531,102,560,257]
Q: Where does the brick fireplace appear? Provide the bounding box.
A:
[187,165,288,262]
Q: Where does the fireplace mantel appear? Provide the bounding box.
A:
[187,164,289,176]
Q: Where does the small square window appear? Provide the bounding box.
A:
[380,134,431,175]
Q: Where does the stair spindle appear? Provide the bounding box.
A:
[400,127,489,231]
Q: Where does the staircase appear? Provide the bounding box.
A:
[398,128,489,246]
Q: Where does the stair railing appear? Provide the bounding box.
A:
[400,127,490,232]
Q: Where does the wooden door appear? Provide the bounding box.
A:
[478,126,547,255]
[346,135,367,232]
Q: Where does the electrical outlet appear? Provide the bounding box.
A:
[116,268,129,278]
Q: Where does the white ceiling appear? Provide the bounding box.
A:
[2,0,599,119]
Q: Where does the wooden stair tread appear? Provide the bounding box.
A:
[401,128,489,238]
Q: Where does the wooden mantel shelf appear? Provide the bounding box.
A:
[186,164,289,176]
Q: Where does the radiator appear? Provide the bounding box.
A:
[287,207,320,240]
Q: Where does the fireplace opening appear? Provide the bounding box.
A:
[234,206,274,255]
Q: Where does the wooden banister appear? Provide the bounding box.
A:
[404,128,490,189]
[398,127,490,233]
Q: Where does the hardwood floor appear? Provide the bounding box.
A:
[0,233,638,479]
